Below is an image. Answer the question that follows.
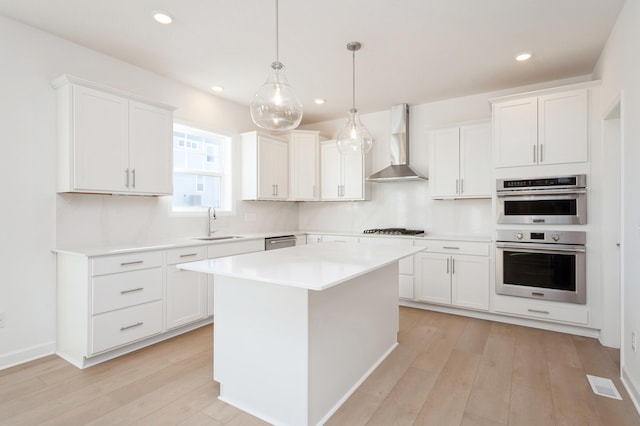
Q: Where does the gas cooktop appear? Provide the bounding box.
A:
[363,228,425,236]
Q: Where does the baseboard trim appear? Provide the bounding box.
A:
[622,366,640,416]
[0,341,56,371]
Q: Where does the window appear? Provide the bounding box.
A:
[172,123,232,212]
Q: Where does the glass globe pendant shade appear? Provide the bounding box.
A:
[336,108,373,155]
[250,61,303,131]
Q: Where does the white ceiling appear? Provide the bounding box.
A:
[0,0,625,125]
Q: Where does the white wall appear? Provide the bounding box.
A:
[593,0,640,409]
[0,16,298,369]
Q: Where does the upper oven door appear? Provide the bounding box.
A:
[497,190,587,225]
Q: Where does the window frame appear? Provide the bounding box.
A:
[171,122,233,215]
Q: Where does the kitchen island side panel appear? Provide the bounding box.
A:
[308,263,400,425]
[213,276,310,426]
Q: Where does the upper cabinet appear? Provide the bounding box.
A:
[492,87,588,168]
[241,131,289,200]
[288,130,320,201]
[429,122,492,199]
[53,75,174,196]
[320,140,369,201]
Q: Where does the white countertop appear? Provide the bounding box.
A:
[178,242,424,291]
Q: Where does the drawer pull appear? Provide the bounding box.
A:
[442,246,460,250]
[528,309,550,315]
[120,260,144,266]
[179,253,198,258]
[120,322,144,331]
[120,287,144,295]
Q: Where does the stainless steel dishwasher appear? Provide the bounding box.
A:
[265,235,297,250]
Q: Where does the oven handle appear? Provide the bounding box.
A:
[496,188,587,197]
[496,242,585,253]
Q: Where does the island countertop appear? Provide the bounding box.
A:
[178,241,423,291]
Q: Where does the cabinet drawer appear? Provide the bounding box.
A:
[166,246,206,265]
[414,240,489,256]
[91,251,162,276]
[90,300,162,355]
[494,296,588,325]
[207,239,264,258]
[92,268,163,315]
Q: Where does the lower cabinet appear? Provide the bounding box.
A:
[359,236,415,299]
[414,240,490,311]
[56,238,265,368]
[165,247,207,330]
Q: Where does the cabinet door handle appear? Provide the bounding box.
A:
[120,287,144,295]
[452,258,455,274]
[442,246,460,250]
[120,322,144,331]
[120,260,144,266]
[446,257,450,274]
[337,185,341,197]
[179,253,198,258]
[313,185,316,198]
[456,179,459,194]
[460,179,464,194]
[276,184,278,196]
[125,169,130,188]
[528,309,550,315]
[132,169,136,188]
[539,144,544,163]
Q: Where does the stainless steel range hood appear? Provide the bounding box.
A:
[367,104,426,182]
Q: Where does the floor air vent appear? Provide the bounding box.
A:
[587,374,622,400]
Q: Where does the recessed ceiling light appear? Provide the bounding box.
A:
[152,10,173,24]
[211,85,224,92]
[515,52,532,62]
[313,98,326,105]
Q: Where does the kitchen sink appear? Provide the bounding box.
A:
[193,236,244,241]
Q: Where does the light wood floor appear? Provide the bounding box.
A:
[1,307,639,425]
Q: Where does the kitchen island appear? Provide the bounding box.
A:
[179,241,423,426]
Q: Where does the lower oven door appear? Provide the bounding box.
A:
[496,242,586,304]
[497,191,587,225]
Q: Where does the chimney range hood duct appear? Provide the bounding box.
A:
[367,104,426,182]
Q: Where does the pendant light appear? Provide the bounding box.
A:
[250,0,303,131]
[336,41,373,155]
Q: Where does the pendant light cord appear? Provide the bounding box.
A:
[352,47,356,111]
[275,0,280,63]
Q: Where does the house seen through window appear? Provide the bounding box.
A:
[172,123,232,212]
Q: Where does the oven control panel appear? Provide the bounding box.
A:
[497,230,585,245]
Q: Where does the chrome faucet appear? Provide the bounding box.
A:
[207,206,217,236]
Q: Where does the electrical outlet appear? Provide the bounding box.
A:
[632,331,637,352]
[0,312,5,328]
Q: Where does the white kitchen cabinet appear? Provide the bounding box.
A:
[165,247,207,330]
[414,240,490,311]
[320,140,369,201]
[289,130,320,201]
[494,295,588,325]
[57,250,165,368]
[492,87,588,168]
[56,237,265,368]
[429,122,492,198]
[360,236,415,299]
[241,131,289,200]
[206,238,265,317]
[53,75,174,195]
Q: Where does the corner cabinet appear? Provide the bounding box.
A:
[414,240,490,311]
[241,131,289,200]
[52,75,174,196]
[429,122,492,198]
[289,130,320,201]
[165,247,207,330]
[492,86,589,168]
[320,139,369,201]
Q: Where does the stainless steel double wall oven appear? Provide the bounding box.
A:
[495,175,587,305]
